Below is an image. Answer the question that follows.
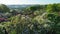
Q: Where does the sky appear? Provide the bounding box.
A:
[0,0,60,5]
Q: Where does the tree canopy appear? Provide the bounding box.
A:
[0,4,10,13]
[46,4,60,13]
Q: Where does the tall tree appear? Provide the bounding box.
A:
[46,4,60,13]
[0,4,10,13]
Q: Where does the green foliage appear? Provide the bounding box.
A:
[0,3,60,34]
[47,13,60,34]
[24,5,45,15]
[46,4,60,13]
[0,4,10,13]
[26,5,42,11]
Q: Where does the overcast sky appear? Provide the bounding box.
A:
[0,0,60,5]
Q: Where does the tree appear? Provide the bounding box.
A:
[46,4,60,13]
[0,4,10,13]
[24,5,44,15]
[47,13,60,34]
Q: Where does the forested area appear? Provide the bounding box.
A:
[0,3,60,34]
